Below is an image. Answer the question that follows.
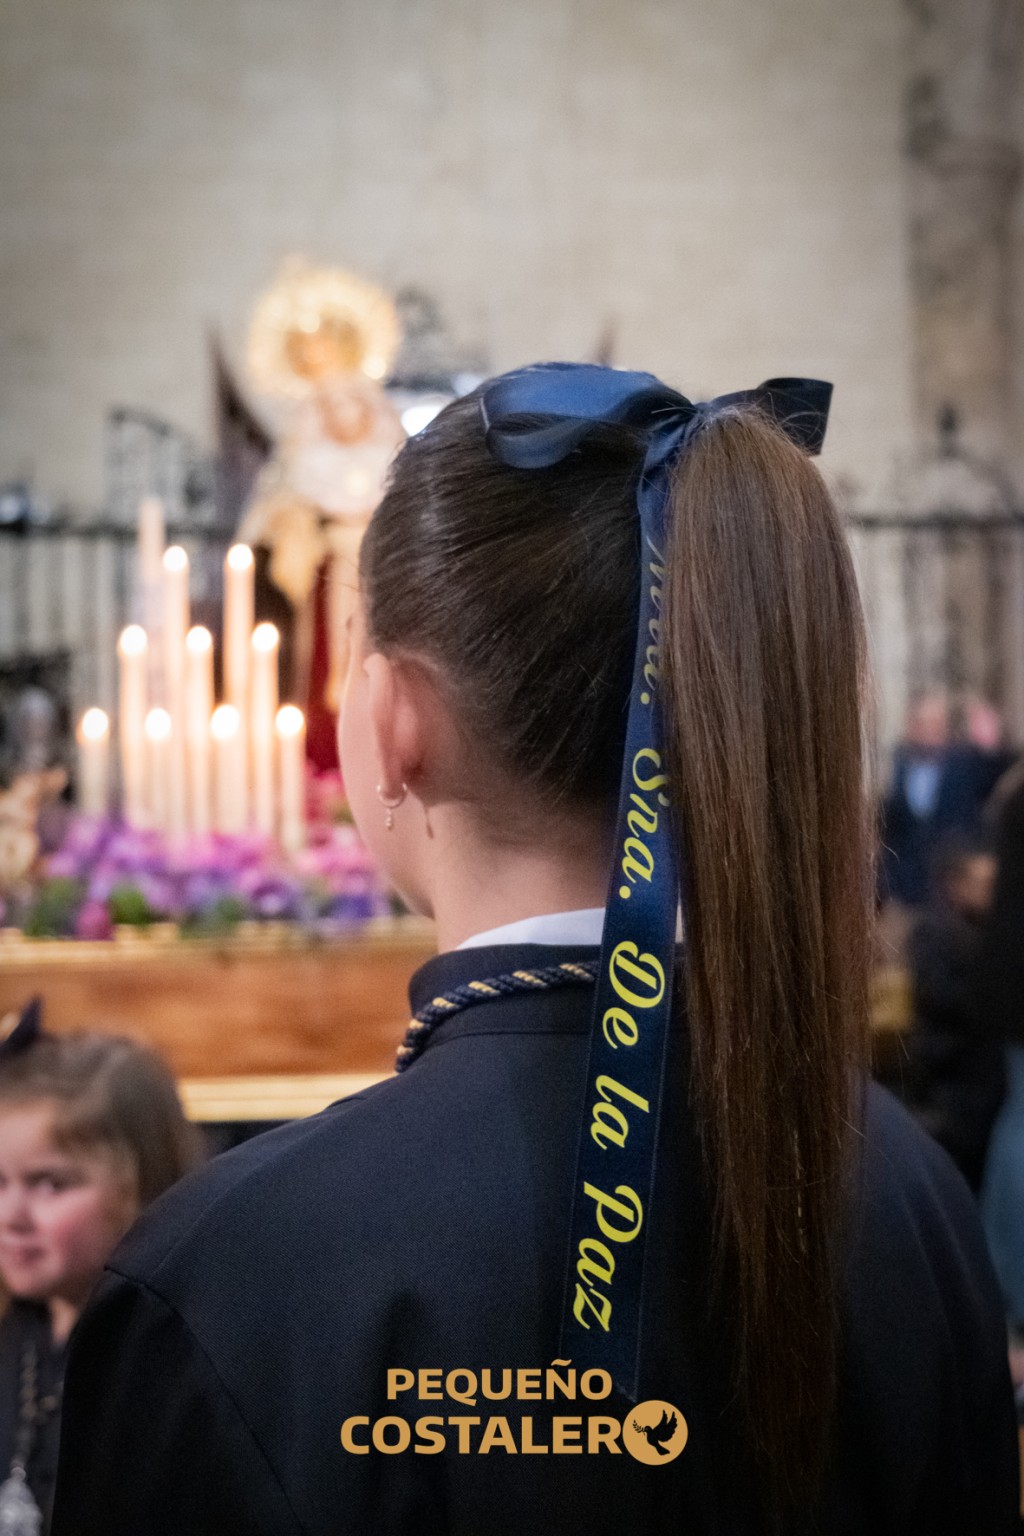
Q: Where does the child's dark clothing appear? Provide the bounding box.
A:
[0,1299,66,1534]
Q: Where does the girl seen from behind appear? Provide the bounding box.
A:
[54,367,1019,1534]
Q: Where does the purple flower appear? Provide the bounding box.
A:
[86,861,124,904]
[229,833,274,870]
[135,873,177,918]
[33,802,385,938]
[179,836,231,876]
[45,813,113,880]
[61,815,112,860]
[106,828,165,873]
[341,890,377,922]
[293,828,375,884]
[231,863,300,920]
[180,870,232,916]
[251,876,302,922]
[46,850,83,881]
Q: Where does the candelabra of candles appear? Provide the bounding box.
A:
[75,501,307,852]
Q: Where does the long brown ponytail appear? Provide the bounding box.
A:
[364,387,872,1515]
[663,409,872,1512]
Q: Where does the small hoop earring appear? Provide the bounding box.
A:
[376,783,407,831]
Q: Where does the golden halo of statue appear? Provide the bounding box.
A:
[247,260,401,399]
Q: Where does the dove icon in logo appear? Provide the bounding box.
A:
[622,1400,688,1465]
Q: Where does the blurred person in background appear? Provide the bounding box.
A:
[963,696,1016,809]
[903,837,1004,1194]
[880,694,997,909]
[979,757,1024,1342]
[0,1002,201,1535]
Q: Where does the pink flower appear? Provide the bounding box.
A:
[74,900,114,941]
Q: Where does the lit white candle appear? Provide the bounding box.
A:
[224,545,254,713]
[76,708,110,818]
[211,704,246,835]
[250,623,280,836]
[137,496,165,637]
[117,625,148,827]
[144,708,172,832]
[185,626,214,836]
[162,547,189,842]
[275,705,306,853]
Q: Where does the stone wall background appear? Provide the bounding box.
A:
[901,0,1024,498]
[1015,53,1024,487]
[0,0,916,512]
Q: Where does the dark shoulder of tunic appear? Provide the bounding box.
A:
[52,944,1020,1536]
[0,1298,66,1533]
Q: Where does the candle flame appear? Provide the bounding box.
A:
[211,704,241,741]
[252,622,280,653]
[79,708,109,742]
[227,544,254,572]
[186,626,213,654]
[118,625,148,657]
[144,707,172,743]
[163,546,188,574]
[275,705,305,739]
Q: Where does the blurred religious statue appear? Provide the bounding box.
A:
[240,261,405,768]
[0,770,66,892]
[0,688,67,891]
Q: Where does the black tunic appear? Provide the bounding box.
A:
[52,944,1019,1535]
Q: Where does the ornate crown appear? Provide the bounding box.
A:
[248,260,401,399]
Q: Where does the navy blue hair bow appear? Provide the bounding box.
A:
[482,361,830,470]
[479,362,832,1402]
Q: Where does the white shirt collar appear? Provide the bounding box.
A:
[457,907,606,950]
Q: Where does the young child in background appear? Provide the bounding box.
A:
[0,1001,201,1535]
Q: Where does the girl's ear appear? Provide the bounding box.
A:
[363,651,428,799]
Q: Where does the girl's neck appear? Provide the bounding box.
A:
[48,1295,80,1347]
[424,803,612,953]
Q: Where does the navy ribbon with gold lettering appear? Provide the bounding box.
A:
[481,363,831,1400]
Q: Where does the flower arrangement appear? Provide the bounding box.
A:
[1,770,391,941]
